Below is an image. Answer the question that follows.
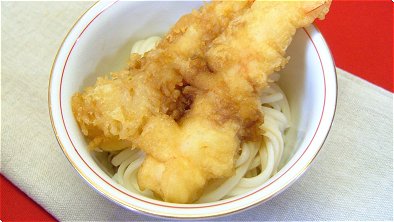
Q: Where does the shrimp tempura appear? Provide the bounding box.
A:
[137,0,331,203]
[72,1,252,150]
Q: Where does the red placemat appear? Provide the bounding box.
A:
[1,1,392,221]
[1,175,56,221]
[315,0,393,92]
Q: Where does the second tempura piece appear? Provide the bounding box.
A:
[137,1,331,203]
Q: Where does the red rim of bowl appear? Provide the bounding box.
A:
[48,1,338,219]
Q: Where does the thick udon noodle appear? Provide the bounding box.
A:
[93,37,291,203]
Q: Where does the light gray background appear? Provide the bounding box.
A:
[2,2,393,221]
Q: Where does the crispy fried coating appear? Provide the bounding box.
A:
[72,1,252,150]
[72,0,331,203]
[137,94,241,203]
[137,1,331,203]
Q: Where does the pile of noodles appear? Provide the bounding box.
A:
[93,37,291,203]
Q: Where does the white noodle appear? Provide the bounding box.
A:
[111,148,136,167]
[260,93,283,104]
[248,155,261,170]
[196,143,258,203]
[236,144,251,167]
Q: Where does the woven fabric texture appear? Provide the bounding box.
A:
[2,2,393,221]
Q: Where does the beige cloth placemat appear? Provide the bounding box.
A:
[2,2,393,221]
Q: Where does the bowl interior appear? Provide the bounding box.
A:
[51,1,334,218]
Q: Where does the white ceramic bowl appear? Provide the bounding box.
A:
[49,1,337,219]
